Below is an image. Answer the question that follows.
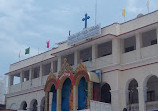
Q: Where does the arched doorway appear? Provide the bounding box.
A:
[51,85,57,111]
[40,97,45,111]
[30,99,38,111]
[61,78,72,111]
[147,75,158,102]
[101,83,111,103]
[20,101,27,110]
[128,79,138,104]
[78,77,88,110]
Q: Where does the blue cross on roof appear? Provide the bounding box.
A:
[82,13,90,29]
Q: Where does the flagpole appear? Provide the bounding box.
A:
[95,0,97,25]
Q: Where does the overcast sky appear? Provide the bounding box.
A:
[0,0,158,77]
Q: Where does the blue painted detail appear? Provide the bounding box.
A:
[82,13,90,28]
[78,77,88,110]
[61,79,71,111]
[51,85,57,111]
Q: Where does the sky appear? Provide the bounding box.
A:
[0,0,158,77]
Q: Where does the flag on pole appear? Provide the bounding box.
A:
[69,30,71,36]
[46,41,50,48]
[25,47,30,55]
[146,0,150,13]
[18,51,21,58]
[122,8,126,17]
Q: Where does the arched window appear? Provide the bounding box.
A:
[128,79,138,104]
[30,99,38,111]
[147,75,158,102]
[20,101,27,110]
[101,83,111,103]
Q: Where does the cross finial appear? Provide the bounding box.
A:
[82,13,90,28]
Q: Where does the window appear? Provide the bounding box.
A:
[80,47,92,62]
[23,70,29,82]
[147,91,155,102]
[53,60,58,73]
[142,29,157,47]
[98,41,112,58]
[32,67,40,79]
[124,36,136,53]
[43,63,51,76]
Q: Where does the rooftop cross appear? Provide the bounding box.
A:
[82,13,90,29]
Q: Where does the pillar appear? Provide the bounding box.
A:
[20,72,24,83]
[119,89,128,110]
[51,60,54,73]
[57,56,61,73]
[87,82,93,109]
[136,33,142,59]
[112,38,121,64]
[45,92,49,111]
[57,88,61,111]
[74,50,79,67]
[39,64,43,85]
[73,85,78,110]
[92,44,97,61]
[111,89,121,111]
[156,27,158,42]
[49,92,53,111]
[137,87,146,111]
[29,68,32,86]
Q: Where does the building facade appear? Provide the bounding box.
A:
[0,76,6,105]
[5,10,158,111]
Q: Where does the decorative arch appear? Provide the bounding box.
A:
[74,63,90,86]
[145,75,158,102]
[58,58,73,77]
[30,99,38,111]
[20,101,27,110]
[127,79,139,104]
[10,103,17,110]
[56,58,74,89]
[44,72,57,92]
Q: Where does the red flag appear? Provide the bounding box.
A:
[46,41,50,48]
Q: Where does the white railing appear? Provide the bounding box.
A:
[90,100,112,111]
[146,101,158,111]
[127,103,139,111]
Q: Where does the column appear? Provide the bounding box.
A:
[57,88,61,111]
[20,72,24,83]
[29,68,32,86]
[137,87,146,111]
[49,92,53,111]
[9,75,13,86]
[111,89,121,111]
[87,82,93,109]
[39,64,43,85]
[73,85,78,110]
[57,56,61,73]
[156,27,158,42]
[112,38,121,64]
[51,60,54,73]
[119,89,128,110]
[74,50,79,67]
[45,92,49,111]
[136,33,142,59]
[92,44,97,62]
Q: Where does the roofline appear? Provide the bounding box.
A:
[5,56,56,75]
[10,10,158,66]
[51,21,158,55]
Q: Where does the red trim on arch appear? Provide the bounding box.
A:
[56,72,75,89]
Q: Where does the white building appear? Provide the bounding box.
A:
[0,76,6,104]
[5,10,158,111]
